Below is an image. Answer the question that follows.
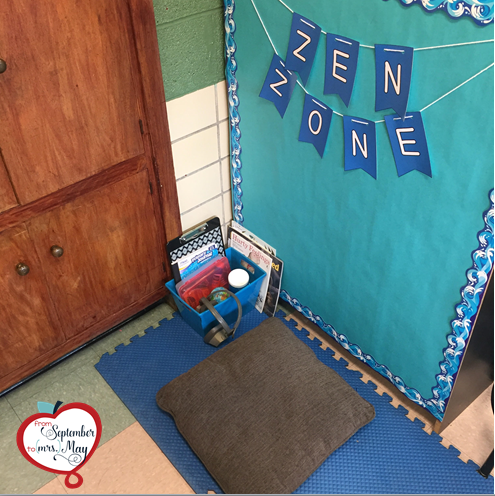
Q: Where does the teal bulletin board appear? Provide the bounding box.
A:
[224,0,494,420]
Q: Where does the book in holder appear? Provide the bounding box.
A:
[177,256,231,311]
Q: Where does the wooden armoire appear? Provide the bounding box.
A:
[0,0,181,393]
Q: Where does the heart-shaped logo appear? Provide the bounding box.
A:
[17,402,101,489]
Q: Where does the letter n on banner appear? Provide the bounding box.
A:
[385,112,432,177]
[259,54,297,118]
[324,34,359,107]
[343,116,377,179]
[375,45,413,120]
[285,13,321,85]
[298,94,333,158]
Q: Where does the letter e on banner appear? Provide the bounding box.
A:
[285,13,321,86]
[298,93,333,158]
[343,116,377,179]
[395,128,420,156]
[385,112,432,177]
[333,50,350,83]
[259,54,297,118]
[324,34,359,107]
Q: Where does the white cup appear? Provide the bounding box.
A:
[228,268,250,290]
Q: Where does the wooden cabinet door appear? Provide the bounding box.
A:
[0,225,64,378]
[0,156,17,214]
[27,170,164,338]
[0,0,144,204]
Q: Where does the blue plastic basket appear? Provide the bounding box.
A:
[165,247,266,337]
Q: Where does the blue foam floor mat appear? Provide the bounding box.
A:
[95,310,494,494]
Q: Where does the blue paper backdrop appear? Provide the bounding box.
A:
[229,0,493,403]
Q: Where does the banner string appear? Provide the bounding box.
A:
[274,0,494,51]
[250,0,279,55]
[415,40,495,51]
[295,80,345,116]
[277,0,293,14]
[419,62,494,112]
[251,0,494,123]
[359,40,494,51]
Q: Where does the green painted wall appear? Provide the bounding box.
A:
[153,0,226,101]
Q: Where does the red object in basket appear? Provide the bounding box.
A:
[178,256,231,310]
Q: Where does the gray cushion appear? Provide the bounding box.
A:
[156,317,375,494]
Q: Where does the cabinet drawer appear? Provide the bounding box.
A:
[27,170,164,338]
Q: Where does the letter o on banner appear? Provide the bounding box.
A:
[298,93,333,158]
[308,110,323,135]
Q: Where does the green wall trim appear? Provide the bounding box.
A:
[153,0,223,25]
[154,1,226,101]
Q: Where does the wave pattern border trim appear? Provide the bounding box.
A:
[398,0,494,25]
[281,189,494,421]
[224,0,244,225]
[433,189,494,413]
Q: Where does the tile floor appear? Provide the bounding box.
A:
[0,301,492,494]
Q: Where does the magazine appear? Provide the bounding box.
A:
[263,254,284,317]
[228,225,284,316]
[228,228,272,313]
[177,243,220,280]
[231,221,277,256]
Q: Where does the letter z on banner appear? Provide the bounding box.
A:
[285,13,321,85]
[260,54,298,117]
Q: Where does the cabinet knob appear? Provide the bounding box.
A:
[16,263,30,276]
[0,59,6,74]
[50,245,64,258]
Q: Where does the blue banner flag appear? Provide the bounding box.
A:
[343,116,377,179]
[375,44,413,120]
[285,13,321,86]
[385,112,432,177]
[259,54,297,118]
[298,94,333,158]
[324,34,359,107]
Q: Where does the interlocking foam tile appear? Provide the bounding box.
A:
[95,311,494,494]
